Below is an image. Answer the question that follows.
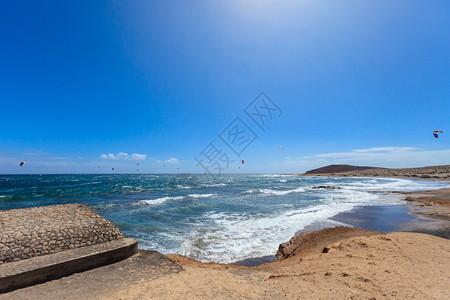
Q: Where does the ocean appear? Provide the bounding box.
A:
[1,174,449,263]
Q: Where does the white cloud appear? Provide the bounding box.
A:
[130,153,147,160]
[100,153,116,159]
[116,152,129,159]
[156,158,179,164]
[166,157,179,164]
[298,146,450,169]
[303,147,423,159]
[22,150,47,156]
[351,147,421,153]
[100,152,147,160]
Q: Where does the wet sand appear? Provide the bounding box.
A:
[331,204,422,232]
[331,202,450,240]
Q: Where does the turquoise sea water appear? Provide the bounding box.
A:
[0,174,448,263]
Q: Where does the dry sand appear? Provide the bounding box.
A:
[10,228,448,299]
[110,231,450,300]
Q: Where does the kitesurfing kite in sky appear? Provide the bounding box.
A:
[241,160,244,164]
[19,161,25,167]
[433,130,443,138]
[279,146,284,150]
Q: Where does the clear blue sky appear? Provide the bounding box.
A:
[1,0,449,174]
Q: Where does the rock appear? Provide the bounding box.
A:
[311,186,341,190]
[275,227,381,260]
[275,241,290,259]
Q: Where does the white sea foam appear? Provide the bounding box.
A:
[138,196,184,205]
[187,193,216,199]
[260,174,292,178]
[340,177,450,192]
[176,185,194,189]
[176,178,437,263]
[137,193,216,205]
[202,183,227,187]
[258,187,305,196]
[243,187,305,196]
[178,197,371,263]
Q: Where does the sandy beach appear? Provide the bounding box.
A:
[108,186,450,300]
[110,231,449,300]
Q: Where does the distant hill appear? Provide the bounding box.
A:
[304,164,381,174]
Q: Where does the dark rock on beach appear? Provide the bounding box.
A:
[276,226,381,260]
[311,186,341,190]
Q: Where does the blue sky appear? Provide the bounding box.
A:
[1,0,449,174]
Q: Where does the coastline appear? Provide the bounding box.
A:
[235,186,450,267]
[134,182,450,299]
[299,164,450,182]
[2,177,450,299]
[112,182,450,299]
[235,172,450,266]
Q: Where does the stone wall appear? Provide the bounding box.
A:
[0,204,125,263]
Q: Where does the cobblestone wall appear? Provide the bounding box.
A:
[0,204,125,263]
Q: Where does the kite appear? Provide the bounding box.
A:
[279,147,284,150]
[137,162,140,166]
[19,161,25,167]
[241,160,244,164]
[433,130,443,138]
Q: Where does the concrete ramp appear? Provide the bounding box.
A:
[0,204,139,293]
[0,238,137,293]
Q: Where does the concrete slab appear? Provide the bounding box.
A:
[0,250,183,300]
[0,238,138,293]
